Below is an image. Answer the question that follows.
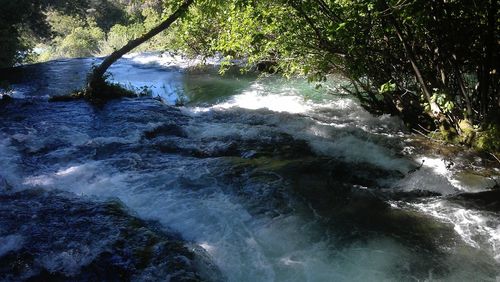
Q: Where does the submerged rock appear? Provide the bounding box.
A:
[149,128,314,160]
[0,176,12,191]
[0,189,215,281]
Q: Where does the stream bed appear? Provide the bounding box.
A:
[0,53,499,281]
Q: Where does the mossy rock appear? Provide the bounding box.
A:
[49,79,138,103]
[459,119,475,145]
[438,123,460,143]
[473,123,500,153]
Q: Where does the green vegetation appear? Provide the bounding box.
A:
[49,78,137,103]
[171,0,498,151]
[1,0,498,152]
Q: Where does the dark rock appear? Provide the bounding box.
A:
[48,92,83,102]
[144,123,187,139]
[384,189,442,201]
[0,94,12,103]
[0,190,214,281]
[2,94,12,100]
[0,176,12,191]
[447,189,500,211]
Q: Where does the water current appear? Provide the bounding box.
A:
[0,53,499,281]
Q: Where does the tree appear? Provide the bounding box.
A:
[84,0,195,98]
[171,0,498,149]
[0,0,133,67]
[0,0,90,67]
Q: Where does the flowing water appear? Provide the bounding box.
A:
[0,53,499,281]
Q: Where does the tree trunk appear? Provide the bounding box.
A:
[86,0,195,96]
[378,0,442,118]
[479,0,497,119]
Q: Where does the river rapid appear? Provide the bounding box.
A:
[0,53,499,281]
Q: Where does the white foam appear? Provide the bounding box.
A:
[183,83,410,173]
[213,83,313,114]
[123,52,224,69]
[7,53,499,280]
[23,162,128,196]
[416,157,451,177]
[0,135,22,186]
[309,135,410,172]
[411,200,500,263]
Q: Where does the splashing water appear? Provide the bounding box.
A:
[0,53,499,281]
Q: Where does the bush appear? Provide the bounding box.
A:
[98,23,146,55]
[474,124,500,153]
[57,25,105,58]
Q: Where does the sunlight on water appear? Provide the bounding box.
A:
[1,53,499,281]
[411,200,500,263]
[214,83,314,114]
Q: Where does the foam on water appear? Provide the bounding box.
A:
[410,200,500,263]
[0,135,22,186]
[21,160,275,281]
[178,73,412,175]
[16,161,433,281]
[124,52,224,69]
[213,82,314,114]
[2,54,499,281]
[15,118,497,281]
[392,157,458,195]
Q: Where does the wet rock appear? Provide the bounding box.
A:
[150,130,314,160]
[448,190,500,212]
[452,171,498,192]
[0,176,12,191]
[282,158,403,193]
[383,189,442,201]
[144,123,187,139]
[0,190,214,281]
[0,94,12,103]
[236,156,458,255]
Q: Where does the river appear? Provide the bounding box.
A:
[0,53,499,281]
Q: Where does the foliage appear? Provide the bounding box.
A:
[379,81,396,94]
[169,0,498,142]
[473,124,500,153]
[0,0,128,66]
[46,10,86,36]
[59,25,106,58]
[0,0,92,67]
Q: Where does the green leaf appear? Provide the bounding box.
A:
[378,80,396,94]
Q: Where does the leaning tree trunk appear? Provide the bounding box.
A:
[85,0,195,97]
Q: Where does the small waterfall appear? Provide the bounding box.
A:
[0,53,498,281]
